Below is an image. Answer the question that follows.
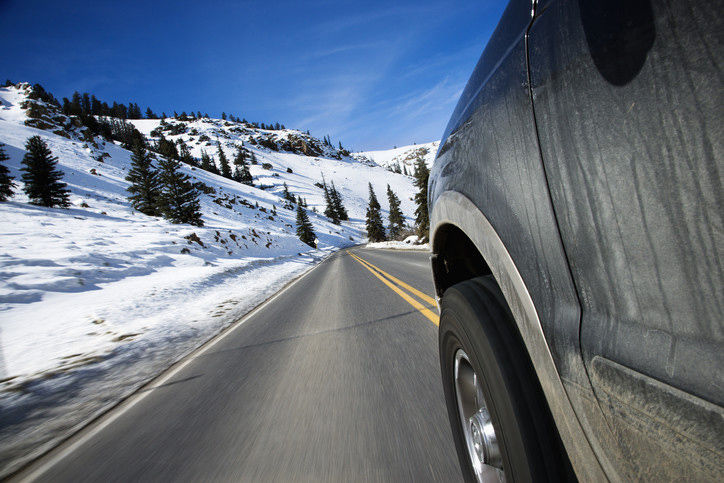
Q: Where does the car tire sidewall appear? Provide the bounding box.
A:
[439,278,546,482]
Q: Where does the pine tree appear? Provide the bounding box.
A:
[217,141,232,179]
[81,93,91,115]
[91,96,102,115]
[280,182,292,202]
[387,184,404,239]
[365,182,386,242]
[330,181,348,221]
[21,136,70,207]
[128,103,142,119]
[413,155,430,239]
[295,204,316,247]
[177,139,197,167]
[70,92,82,116]
[156,136,178,160]
[125,140,161,216]
[0,144,16,201]
[250,152,258,165]
[156,157,203,226]
[200,149,219,174]
[323,178,339,224]
[232,146,253,185]
[233,146,246,166]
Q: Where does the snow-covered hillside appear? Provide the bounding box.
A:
[355,141,439,174]
[0,83,422,477]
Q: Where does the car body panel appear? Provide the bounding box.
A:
[431,192,608,481]
[430,0,614,479]
[528,0,724,478]
[430,0,724,479]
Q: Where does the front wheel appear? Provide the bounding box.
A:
[439,276,573,482]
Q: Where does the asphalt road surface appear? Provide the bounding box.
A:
[15,248,462,482]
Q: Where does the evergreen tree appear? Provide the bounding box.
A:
[330,181,348,221]
[145,107,157,119]
[233,145,246,166]
[200,149,218,174]
[233,146,253,185]
[156,136,179,160]
[109,119,144,149]
[282,182,294,202]
[70,92,82,116]
[128,102,142,119]
[91,95,102,116]
[217,141,232,179]
[413,155,430,239]
[20,136,70,207]
[323,179,339,224]
[0,144,16,201]
[177,139,197,167]
[365,182,386,242]
[113,102,128,119]
[62,97,71,116]
[295,204,316,247]
[386,184,404,239]
[81,93,91,115]
[156,157,203,226]
[125,140,161,216]
[250,152,258,165]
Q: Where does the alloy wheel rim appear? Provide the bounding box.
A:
[454,349,504,483]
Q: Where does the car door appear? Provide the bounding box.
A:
[527,0,724,479]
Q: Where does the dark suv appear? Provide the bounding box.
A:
[429,0,723,481]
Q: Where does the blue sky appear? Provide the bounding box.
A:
[0,0,506,151]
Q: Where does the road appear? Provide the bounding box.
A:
[15,247,462,482]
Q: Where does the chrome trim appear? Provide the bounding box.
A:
[431,190,607,482]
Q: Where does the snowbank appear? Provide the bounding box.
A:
[366,235,430,251]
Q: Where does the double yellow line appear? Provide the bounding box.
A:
[346,250,439,326]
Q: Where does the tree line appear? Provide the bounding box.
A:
[125,141,203,226]
[363,154,429,243]
[0,137,204,226]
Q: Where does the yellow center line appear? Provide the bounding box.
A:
[353,253,437,307]
[346,250,439,326]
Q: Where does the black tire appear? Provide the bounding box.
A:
[439,276,574,482]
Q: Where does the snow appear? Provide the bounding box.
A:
[367,235,430,251]
[0,84,428,476]
[354,141,439,171]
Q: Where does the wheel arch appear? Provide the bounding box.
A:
[431,190,607,482]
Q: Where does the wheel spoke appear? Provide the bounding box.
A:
[454,349,505,483]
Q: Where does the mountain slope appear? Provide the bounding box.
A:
[354,141,439,173]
